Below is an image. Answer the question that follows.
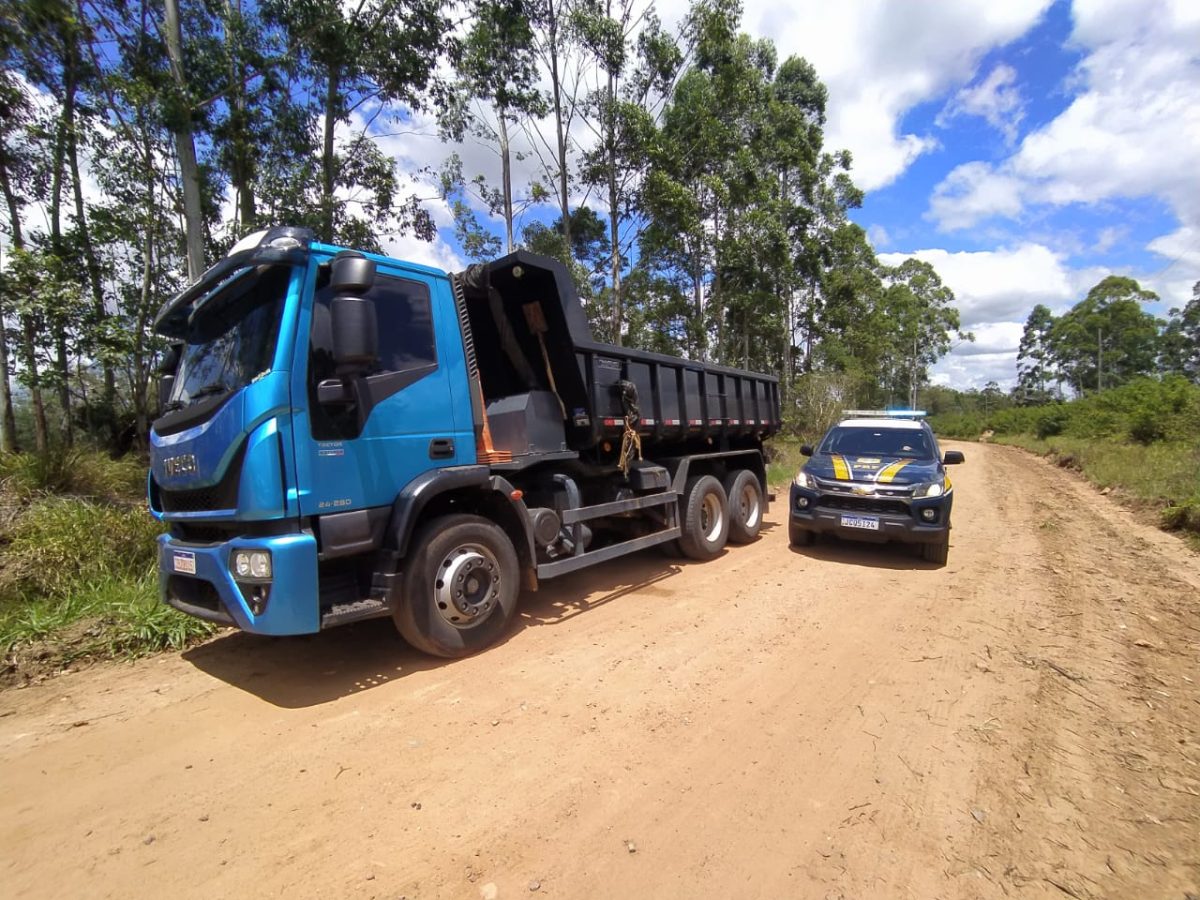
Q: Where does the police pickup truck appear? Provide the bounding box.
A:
[788,411,964,564]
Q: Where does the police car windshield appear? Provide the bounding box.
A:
[819,427,933,460]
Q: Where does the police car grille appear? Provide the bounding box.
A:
[817,495,911,516]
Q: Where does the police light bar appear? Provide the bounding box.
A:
[843,409,927,418]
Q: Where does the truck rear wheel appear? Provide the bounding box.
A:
[678,475,729,560]
[394,514,520,658]
[724,470,763,544]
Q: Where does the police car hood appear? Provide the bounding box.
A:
[806,453,940,486]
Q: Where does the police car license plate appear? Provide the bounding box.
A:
[173,550,196,575]
[840,515,879,531]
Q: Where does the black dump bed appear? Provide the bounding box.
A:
[454,250,781,456]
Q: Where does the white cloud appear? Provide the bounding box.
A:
[927,162,1025,232]
[380,230,465,273]
[880,243,1113,389]
[738,0,1052,190]
[926,0,1200,312]
[866,224,891,249]
[937,63,1026,144]
[879,242,1082,325]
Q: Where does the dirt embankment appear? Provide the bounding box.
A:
[1,442,1197,899]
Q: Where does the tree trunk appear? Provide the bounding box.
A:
[164,0,207,282]
[321,64,341,243]
[606,70,622,345]
[47,52,74,446]
[225,0,256,231]
[0,152,22,452]
[498,110,514,253]
[20,315,49,453]
[547,0,570,250]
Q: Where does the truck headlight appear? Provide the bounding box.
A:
[912,481,944,499]
[232,549,272,581]
[793,470,816,490]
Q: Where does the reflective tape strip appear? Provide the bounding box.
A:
[832,455,852,480]
[875,460,912,483]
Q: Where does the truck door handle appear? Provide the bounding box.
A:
[429,438,455,459]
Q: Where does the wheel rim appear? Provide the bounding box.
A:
[700,491,724,543]
[434,543,501,629]
[739,483,760,529]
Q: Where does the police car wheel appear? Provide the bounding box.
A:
[394,514,520,658]
[921,538,949,565]
[789,522,815,547]
[724,470,763,544]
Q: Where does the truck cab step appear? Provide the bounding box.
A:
[320,598,390,629]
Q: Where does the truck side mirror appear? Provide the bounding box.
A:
[330,295,378,370]
[943,450,965,465]
[158,375,175,413]
[157,343,182,413]
[800,444,814,457]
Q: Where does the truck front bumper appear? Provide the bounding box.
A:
[158,532,321,635]
[789,485,951,545]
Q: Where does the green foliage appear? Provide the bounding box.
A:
[0,496,161,606]
[0,448,146,502]
[930,377,1200,445]
[0,574,215,666]
[999,433,1199,535]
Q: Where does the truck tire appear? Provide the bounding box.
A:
[921,537,949,566]
[724,470,763,544]
[788,521,815,547]
[678,475,730,560]
[393,514,520,658]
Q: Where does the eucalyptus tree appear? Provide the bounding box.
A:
[450,0,547,252]
[1049,276,1161,394]
[878,259,969,408]
[574,0,680,343]
[1160,282,1200,383]
[1016,304,1056,403]
[264,0,451,247]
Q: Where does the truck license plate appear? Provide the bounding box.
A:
[840,515,879,531]
[173,550,196,575]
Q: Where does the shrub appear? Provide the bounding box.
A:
[0,497,162,604]
[0,448,146,503]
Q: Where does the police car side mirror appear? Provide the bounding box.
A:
[943,450,965,465]
[800,444,814,457]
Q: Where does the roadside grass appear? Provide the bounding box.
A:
[0,449,217,683]
[765,437,810,488]
[996,434,1200,543]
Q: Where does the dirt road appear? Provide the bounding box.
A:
[2,442,1198,899]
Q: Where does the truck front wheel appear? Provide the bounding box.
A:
[724,470,763,544]
[394,514,520,658]
[678,475,730,560]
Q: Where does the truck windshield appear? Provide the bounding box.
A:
[819,427,933,459]
[167,264,291,408]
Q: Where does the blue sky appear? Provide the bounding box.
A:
[375,0,1200,389]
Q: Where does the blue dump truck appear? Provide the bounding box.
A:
[149,227,781,656]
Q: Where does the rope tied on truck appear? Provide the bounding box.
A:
[616,380,643,476]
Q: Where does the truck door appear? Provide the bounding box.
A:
[294,264,473,517]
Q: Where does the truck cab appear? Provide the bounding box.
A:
[150,227,779,656]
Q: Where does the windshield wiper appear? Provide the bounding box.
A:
[188,381,232,404]
[161,399,186,414]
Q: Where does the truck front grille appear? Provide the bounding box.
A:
[155,447,243,514]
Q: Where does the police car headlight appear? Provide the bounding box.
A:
[793,470,816,490]
[912,481,944,499]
